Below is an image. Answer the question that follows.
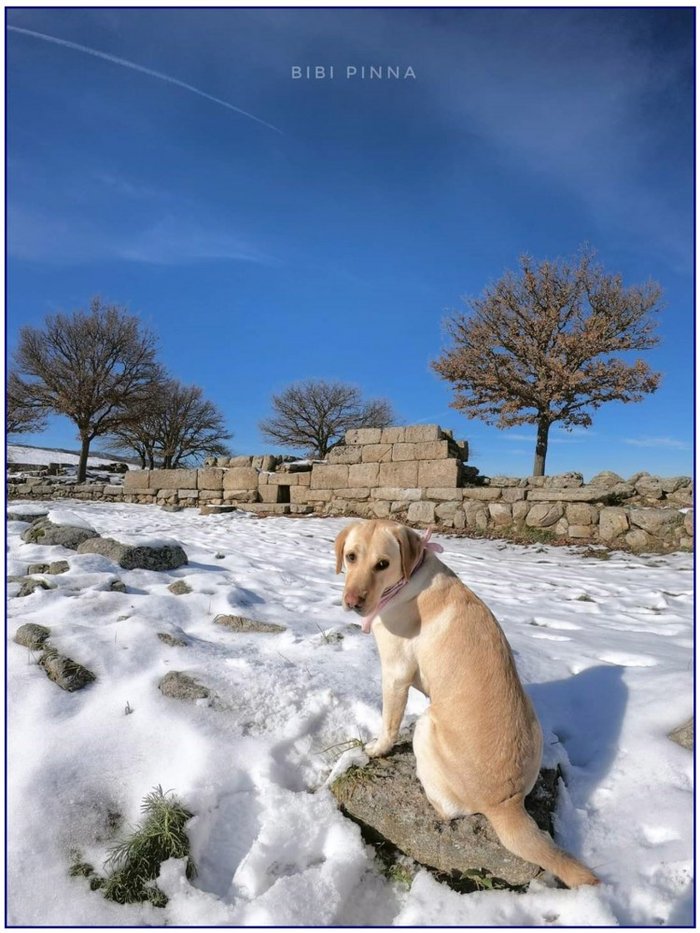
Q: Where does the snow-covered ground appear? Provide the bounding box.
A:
[7,501,694,926]
[7,444,131,468]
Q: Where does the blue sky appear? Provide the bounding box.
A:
[6,7,694,478]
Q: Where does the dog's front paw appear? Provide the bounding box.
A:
[364,737,394,758]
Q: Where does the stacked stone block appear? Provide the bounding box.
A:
[7,427,693,553]
[315,425,467,519]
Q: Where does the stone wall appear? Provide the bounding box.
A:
[7,423,692,553]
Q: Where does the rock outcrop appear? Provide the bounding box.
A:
[331,740,560,888]
[76,537,188,571]
[22,518,99,550]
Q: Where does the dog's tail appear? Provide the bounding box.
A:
[485,796,599,889]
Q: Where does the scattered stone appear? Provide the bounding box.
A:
[26,563,49,575]
[39,648,96,691]
[21,519,99,550]
[157,633,189,647]
[8,575,55,597]
[49,560,70,574]
[168,580,192,595]
[214,553,226,560]
[76,537,188,571]
[7,509,49,523]
[158,671,209,701]
[161,504,184,512]
[214,614,286,634]
[668,718,693,750]
[331,740,558,887]
[14,623,51,650]
[109,580,127,593]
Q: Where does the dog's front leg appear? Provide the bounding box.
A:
[365,674,412,758]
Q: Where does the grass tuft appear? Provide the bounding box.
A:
[330,764,376,802]
[69,786,197,908]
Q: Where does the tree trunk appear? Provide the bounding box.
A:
[77,434,91,483]
[532,416,551,477]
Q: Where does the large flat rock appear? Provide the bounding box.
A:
[331,740,558,888]
[77,536,188,571]
[21,519,99,550]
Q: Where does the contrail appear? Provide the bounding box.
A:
[8,24,283,134]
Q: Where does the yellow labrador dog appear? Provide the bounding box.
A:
[335,518,598,888]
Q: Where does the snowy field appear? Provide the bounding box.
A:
[7,501,694,926]
[7,444,132,468]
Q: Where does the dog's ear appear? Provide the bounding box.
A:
[334,524,353,574]
[393,524,423,581]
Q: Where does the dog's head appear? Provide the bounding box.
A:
[334,519,423,617]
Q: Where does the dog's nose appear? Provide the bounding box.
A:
[345,590,367,610]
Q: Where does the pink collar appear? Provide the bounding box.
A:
[361,528,444,634]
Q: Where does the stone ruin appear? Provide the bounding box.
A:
[7,423,693,553]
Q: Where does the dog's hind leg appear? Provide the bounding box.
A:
[485,796,599,888]
[413,710,469,820]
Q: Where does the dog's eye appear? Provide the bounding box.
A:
[375,559,389,571]
[346,553,356,563]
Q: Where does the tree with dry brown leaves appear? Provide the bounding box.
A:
[12,298,160,482]
[432,249,662,475]
[259,379,395,458]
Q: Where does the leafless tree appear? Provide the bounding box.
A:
[432,249,662,475]
[259,379,395,458]
[109,378,232,468]
[7,371,49,435]
[12,298,160,482]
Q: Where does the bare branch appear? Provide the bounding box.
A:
[259,380,395,457]
[12,297,160,480]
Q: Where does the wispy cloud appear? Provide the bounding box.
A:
[299,9,691,270]
[624,436,691,450]
[8,25,282,134]
[8,205,273,266]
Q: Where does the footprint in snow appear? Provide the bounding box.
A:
[189,788,261,902]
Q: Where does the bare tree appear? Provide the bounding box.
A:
[109,378,232,468]
[259,379,395,458]
[7,371,49,435]
[12,298,160,482]
[432,249,662,475]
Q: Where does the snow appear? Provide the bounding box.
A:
[7,444,131,468]
[6,501,694,926]
[46,508,97,530]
